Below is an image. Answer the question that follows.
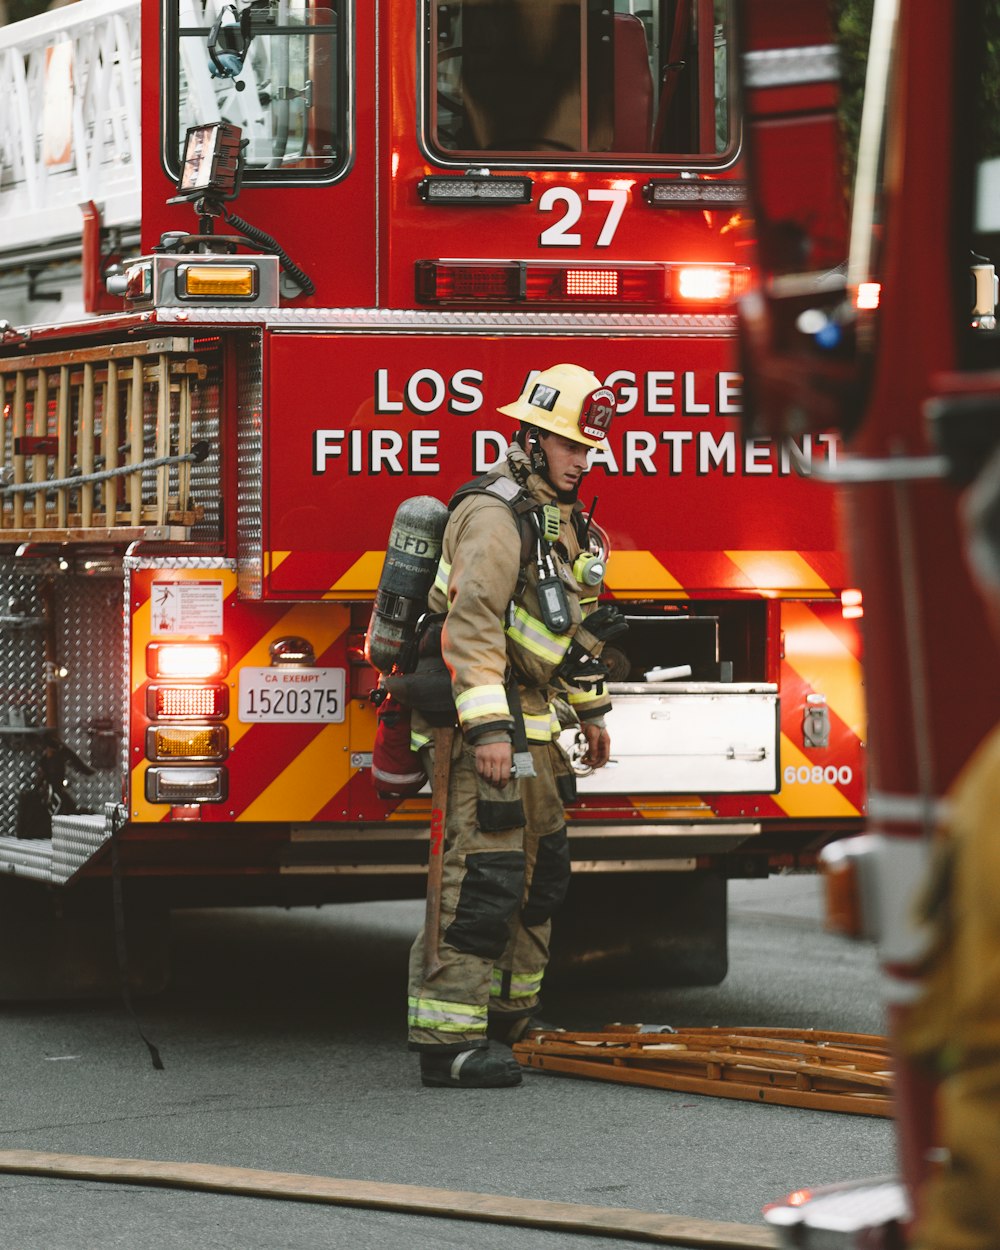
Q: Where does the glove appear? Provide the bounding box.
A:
[581,604,628,644]
[556,607,627,691]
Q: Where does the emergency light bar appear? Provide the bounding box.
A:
[416,261,750,307]
[418,174,533,205]
[644,180,748,207]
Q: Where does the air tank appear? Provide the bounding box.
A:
[364,495,450,674]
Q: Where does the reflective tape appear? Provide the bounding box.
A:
[434,558,451,598]
[407,995,488,1031]
[410,729,431,752]
[523,707,559,742]
[505,970,542,1000]
[506,606,571,664]
[567,687,605,709]
[455,684,510,725]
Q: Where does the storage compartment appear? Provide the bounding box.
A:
[562,682,779,794]
[601,601,768,684]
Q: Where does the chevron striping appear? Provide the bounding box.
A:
[774,734,862,818]
[725,550,833,593]
[603,550,687,595]
[323,551,387,596]
[227,606,349,748]
[237,723,353,821]
[782,602,865,738]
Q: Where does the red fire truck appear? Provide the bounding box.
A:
[738,0,1000,1243]
[0,0,864,996]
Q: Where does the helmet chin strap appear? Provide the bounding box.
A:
[520,426,579,502]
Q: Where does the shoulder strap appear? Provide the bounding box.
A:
[448,472,538,566]
[570,500,590,549]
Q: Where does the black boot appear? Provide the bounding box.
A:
[420,1044,523,1088]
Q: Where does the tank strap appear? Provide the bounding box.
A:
[448,473,538,567]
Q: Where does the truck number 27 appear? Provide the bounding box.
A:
[538,187,629,248]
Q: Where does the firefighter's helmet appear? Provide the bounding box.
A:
[497,363,614,449]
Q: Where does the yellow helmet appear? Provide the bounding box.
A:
[497,363,615,449]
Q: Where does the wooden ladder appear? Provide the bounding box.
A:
[0,338,207,542]
[514,1024,894,1117]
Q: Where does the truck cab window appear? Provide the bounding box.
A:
[968,1,1000,357]
[165,1,346,184]
[428,0,733,162]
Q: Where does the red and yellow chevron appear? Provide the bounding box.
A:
[129,566,360,823]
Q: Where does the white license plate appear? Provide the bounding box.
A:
[237,667,346,723]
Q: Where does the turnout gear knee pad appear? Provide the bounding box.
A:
[522,827,571,929]
[446,850,525,958]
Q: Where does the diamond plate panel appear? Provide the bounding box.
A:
[0,568,124,850]
[55,575,128,817]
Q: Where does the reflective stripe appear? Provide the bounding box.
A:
[410,729,431,752]
[434,557,451,598]
[456,684,510,725]
[506,606,571,664]
[568,688,605,707]
[523,707,558,742]
[407,995,488,1031]
[490,969,544,999]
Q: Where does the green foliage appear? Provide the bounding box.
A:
[832,0,874,184]
[981,2,1000,157]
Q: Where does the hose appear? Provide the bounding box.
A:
[0,1150,777,1249]
[0,443,211,496]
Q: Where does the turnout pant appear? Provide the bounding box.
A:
[407,734,573,1052]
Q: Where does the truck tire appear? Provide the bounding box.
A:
[549,871,728,987]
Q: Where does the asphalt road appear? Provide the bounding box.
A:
[1,875,895,1249]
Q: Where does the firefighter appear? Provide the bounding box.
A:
[407,363,623,1089]
[903,445,1000,1247]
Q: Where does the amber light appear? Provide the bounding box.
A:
[146,643,228,680]
[147,725,228,762]
[147,683,228,720]
[179,264,257,298]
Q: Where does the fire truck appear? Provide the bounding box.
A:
[0,0,865,997]
[737,0,1000,1243]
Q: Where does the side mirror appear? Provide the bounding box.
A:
[736,0,866,439]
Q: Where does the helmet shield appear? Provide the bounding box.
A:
[579,387,615,442]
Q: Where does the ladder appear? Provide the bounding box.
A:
[0,339,207,540]
[514,1025,894,1117]
[0,0,142,254]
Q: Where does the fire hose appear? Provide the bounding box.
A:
[0,1030,889,1244]
[0,1149,777,1249]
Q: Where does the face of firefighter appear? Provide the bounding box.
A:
[538,431,591,497]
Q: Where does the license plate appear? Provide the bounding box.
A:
[237,667,346,723]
